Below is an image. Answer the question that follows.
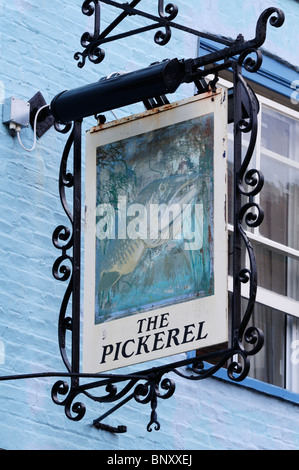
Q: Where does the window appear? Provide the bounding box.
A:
[227,94,299,393]
[198,39,299,395]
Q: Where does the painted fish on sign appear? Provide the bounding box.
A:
[95,114,214,324]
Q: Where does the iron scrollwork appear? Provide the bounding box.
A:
[52,122,74,373]
[74,2,284,70]
[50,6,286,432]
[51,119,82,408]
[155,0,179,46]
[74,0,180,67]
[74,0,105,68]
[74,0,222,68]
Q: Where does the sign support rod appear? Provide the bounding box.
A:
[72,120,82,387]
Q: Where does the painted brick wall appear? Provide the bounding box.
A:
[0,0,298,450]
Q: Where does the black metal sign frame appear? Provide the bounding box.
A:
[0,2,285,434]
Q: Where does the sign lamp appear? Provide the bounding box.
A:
[50,59,185,124]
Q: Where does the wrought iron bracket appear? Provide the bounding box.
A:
[49,5,285,433]
[0,3,285,434]
[74,1,284,70]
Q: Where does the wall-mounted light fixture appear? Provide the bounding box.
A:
[50,59,185,124]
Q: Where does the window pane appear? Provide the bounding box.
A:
[253,242,299,302]
[260,156,299,251]
[287,257,299,302]
[227,296,286,388]
[254,243,287,296]
[261,107,299,162]
[248,302,286,388]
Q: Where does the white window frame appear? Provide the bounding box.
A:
[227,94,299,318]
[219,76,299,392]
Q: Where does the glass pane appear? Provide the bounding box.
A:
[253,243,299,302]
[287,257,299,302]
[261,107,299,162]
[248,301,286,388]
[228,296,286,387]
[254,243,287,296]
[260,156,299,251]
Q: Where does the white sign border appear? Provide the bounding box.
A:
[83,90,228,373]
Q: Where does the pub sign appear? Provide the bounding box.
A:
[83,91,228,373]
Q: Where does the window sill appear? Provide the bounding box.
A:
[211,365,299,406]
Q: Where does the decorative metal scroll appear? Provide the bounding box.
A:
[48,6,286,433]
[0,4,284,436]
[74,1,284,70]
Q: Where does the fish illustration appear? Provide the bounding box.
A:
[98,173,199,294]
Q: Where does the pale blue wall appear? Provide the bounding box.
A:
[0,0,298,450]
[191,0,298,67]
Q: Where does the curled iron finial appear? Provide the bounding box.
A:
[244,326,264,356]
[254,7,285,48]
[238,48,263,73]
[133,375,175,431]
[81,0,100,39]
[74,0,105,67]
[158,0,178,20]
[154,1,179,45]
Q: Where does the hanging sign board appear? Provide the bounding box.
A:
[83,90,228,373]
